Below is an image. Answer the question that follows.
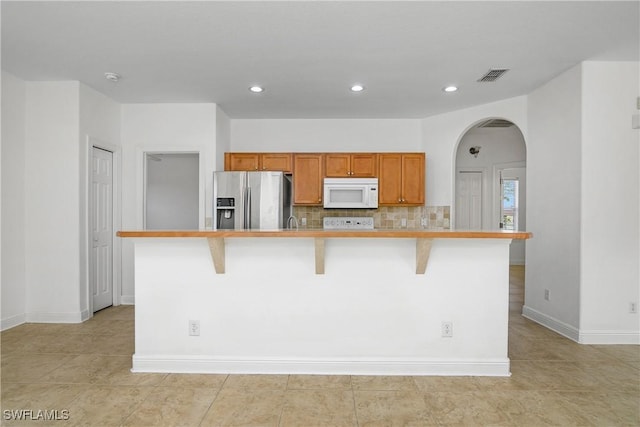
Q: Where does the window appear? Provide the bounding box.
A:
[501,178,519,231]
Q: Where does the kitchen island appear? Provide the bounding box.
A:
[118,229,531,376]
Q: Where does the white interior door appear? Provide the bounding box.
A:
[456,171,483,229]
[91,147,113,312]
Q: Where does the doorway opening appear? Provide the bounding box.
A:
[454,118,527,265]
[144,152,200,230]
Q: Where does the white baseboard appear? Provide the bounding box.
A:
[1,313,27,331]
[578,330,640,345]
[522,305,580,342]
[25,311,84,324]
[523,306,640,344]
[120,295,135,305]
[132,355,511,377]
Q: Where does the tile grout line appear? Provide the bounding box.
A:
[195,375,228,427]
[351,375,360,427]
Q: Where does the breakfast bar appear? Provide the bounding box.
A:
[118,229,531,376]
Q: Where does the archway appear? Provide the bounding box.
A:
[453,118,527,265]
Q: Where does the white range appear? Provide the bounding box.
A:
[323,216,374,230]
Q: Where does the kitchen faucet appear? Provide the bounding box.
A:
[287,215,299,231]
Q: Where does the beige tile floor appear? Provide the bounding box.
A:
[1,266,638,426]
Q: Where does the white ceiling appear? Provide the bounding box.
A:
[2,1,638,119]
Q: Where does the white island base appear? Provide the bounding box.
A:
[128,234,516,376]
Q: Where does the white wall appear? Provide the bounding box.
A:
[456,127,527,169]
[525,65,584,338]
[579,61,639,343]
[24,81,83,322]
[120,104,217,302]
[230,119,422,152]
[216,106,231,171]
[133,237,513,376]
[420,96,528,207]
[1,78,121,327]
[1,71,27,329]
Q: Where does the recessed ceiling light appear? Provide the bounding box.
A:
[443,85,458,93]
[104,72,121,82]
[249,86,264,93]
[350,84,365,92]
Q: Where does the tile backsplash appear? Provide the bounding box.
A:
[292,206,450,230]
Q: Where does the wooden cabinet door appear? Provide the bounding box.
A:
[225,153,260,171]
[325,153,377,177]
[401,153,425,205]
[351,153,378,177]
[261,153,292,173]
[378,154,403,205]
[293,154,324,205]
[325,154,350,177]
[378,153,425,205]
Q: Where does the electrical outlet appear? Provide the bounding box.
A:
[189,320,200,336]
[441,321,453,337]
[630,302,638,314]
[544,289,550,301]
[401,218,407,228]
[421,217,428,228]
[301,217,307,226]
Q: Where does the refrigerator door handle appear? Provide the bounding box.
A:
[244,186,251,229]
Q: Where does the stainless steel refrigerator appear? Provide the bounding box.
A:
[213,171,292,230]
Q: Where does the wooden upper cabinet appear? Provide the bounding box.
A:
[225,151,423,206]
[351,153,378,177]
[400,153,425,205]
[324,154,350,177]
[260,153,292,172]
[325,153,377,177]
[378,154,403,205]
[293,154,324,206]
[225,153,260,171]
[224,153,292,173]
[378,153,425,206]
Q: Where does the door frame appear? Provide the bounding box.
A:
[84,136,122,318]
[492,161,526,230]
[136,146,207,230]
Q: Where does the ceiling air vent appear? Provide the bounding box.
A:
[477,119,514,128]
[477,68,509,82]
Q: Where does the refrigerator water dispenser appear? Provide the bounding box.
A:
[216,197,235,229]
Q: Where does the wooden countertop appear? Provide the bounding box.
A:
[118,229,531,275]
[117,229,532,239]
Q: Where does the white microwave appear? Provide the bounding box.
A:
[323,178,379,209]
